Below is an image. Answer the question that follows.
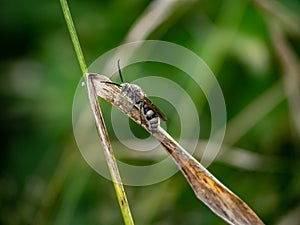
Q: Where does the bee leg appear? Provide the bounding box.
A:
[139,102,144,126]
[135,100,142,125]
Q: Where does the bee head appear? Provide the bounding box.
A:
[120,83,130,93]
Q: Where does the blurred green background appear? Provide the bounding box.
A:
[1,0,300,224]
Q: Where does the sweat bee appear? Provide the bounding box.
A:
[102,60,167,133]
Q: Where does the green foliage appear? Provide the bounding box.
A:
[1,0,300,225]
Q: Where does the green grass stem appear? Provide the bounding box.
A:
[60,0,88,76]
[59,1,135,224]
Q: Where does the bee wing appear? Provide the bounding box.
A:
[143,97,167,121]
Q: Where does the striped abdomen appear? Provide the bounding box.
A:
[143,105,159,133]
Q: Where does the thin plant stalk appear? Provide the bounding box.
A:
[59,1,134,224]
[60,0,88,76]
[86,74,134,225]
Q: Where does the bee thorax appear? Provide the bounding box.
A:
[121,83,146,104]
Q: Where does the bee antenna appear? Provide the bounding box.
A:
[100,81,121,87]
[117,59,124,83]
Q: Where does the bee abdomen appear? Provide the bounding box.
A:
[148,117,159,133]
[143,107,159,133]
